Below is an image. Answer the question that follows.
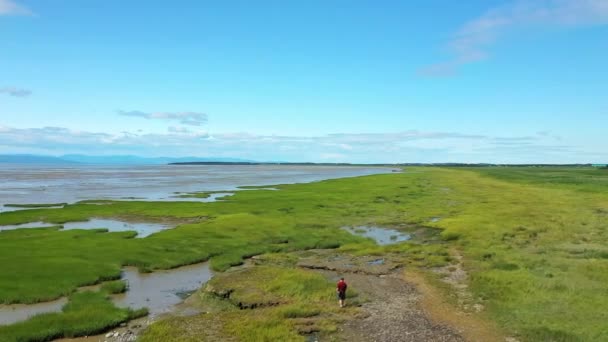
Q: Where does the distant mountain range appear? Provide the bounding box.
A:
[0,154,255,165]
[1,154,604,167]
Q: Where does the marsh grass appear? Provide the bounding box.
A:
[141,265,358,342]
[100,280,128,294]
[2,167,608,341]
[0,291,147,342]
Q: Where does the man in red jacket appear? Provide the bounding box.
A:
[337,277,348,308]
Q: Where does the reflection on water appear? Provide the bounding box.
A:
[0,298,67,326]
[0,219,172,237]
[342,226,410,245]
[0,262,212,326]
[115,262,212,317]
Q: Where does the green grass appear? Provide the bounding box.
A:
[2,167,608,341]
[140,265,355,342]
[464,166,608,193]
[0,291,147,342]
[100,280,128,294]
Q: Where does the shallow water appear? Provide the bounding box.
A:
[169,192,234,202]
[0,205,64,213]
[0,298,67,326]
[0,262,212,326]
[0,221,58,231]
[0,164,393,206]
[114,262,212,317]
[342,226,410,245]
[368,258,385,265]
[62,219,171,238]
[0,219,172,237]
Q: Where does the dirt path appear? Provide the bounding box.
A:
[322,270,464,342]
[297,250,503,342]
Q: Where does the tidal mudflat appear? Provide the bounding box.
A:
[0,164,393,206]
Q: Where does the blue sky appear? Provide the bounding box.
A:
[0,0,606,163]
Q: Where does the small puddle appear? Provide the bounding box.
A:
[62,219,171,238]
[202,192,233,202]
[170,192,234,202]
[0,219,172,238]
[342,226,410,245]
[368,258,385,265]
[305,332,320,342]
[0,262,213,326]
[0,221,58,231]
[0,298,67,326]
[238,187,279,191]
[114,262,212,317]
[0,205,64,213]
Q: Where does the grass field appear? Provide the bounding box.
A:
[1,166,608,341]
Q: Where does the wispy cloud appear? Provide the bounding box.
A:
[419,0,608,76]
[117,110,208,126]
[0,87,32,97]
[0,124,591,163]
[0,0,32,15]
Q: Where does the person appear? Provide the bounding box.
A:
[336,277,347,308]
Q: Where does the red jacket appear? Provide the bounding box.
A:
[337,280,347,292]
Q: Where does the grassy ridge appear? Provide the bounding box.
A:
[465,166,608,193]
[438,167,608,341]
[1,167,608,341]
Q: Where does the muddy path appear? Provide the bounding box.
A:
[320,270,464,342]
[297,250,504,342]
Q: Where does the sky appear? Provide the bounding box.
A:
[0,0,607,163]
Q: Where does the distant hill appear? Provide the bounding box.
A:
[0,154,255,165]
[0,154,77,164]
[60,154,255,165]
[170,161,394,166]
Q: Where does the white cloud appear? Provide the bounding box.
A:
[419,0,608,76]
[118,110,207,126]
[0,124,593,163]
[0,87,32,97]
[0,0,31,15]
